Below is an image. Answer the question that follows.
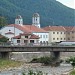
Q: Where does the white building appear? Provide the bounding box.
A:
[0,14,49,43]
[12,33,39,45]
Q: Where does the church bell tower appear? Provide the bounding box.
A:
[15,15,23,26]
[32,13,40,28]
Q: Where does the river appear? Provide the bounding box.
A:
[0,64,72,75]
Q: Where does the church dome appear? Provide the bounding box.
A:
[33,13,40,17]
[16,15,22,19]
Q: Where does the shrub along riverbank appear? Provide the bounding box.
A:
[0,59,23,71]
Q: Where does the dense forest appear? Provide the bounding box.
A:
[0,0,75,27]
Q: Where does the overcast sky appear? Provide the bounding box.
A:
[56,0,75,9]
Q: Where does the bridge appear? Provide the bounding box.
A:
[0,45,75,63]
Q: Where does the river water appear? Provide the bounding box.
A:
[0,64,72,75]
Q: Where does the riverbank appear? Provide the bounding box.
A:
[0,59,24,72]
[0,59,73,75]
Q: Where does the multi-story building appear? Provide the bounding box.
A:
[64,26,75,41]
[12,33,39,45]
[43,26,75,43]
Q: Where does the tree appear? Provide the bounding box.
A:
[0,16,7,28]
[0,34,8,43]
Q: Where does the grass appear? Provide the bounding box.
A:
[70,70,75,75]
[0,59,23,70]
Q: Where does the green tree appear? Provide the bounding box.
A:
[0,16,7,28]
[0,34,8,43]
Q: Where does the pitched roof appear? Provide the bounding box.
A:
[64,26,73,31]
[71,26,75,31]
[13,35,20,39]
[22,25,47,32]
[43,26,66,31]
[5,32,14,34]
[8,24,32,32]
[13,32,39,39]
[30,34,39,39]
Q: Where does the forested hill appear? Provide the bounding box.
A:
[0,0,75,27]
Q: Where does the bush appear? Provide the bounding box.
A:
[31,56,61,66]
[65,56,75,68]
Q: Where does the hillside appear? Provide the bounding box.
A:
[0,0,75,27]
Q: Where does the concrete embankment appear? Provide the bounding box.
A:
[10,52,75,62]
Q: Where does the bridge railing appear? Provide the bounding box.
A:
[0,42,52,46]
[0,42,75,47]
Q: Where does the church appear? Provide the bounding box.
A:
[0,13,49,45]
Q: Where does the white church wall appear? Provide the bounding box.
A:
[0,26,24,41]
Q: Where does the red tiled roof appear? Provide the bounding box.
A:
[43,26,66,31]
[22,25,47,32]
[13,35,20,39]
[8,24,32,32]
[20,33,39,39]
[5,32,14,34]
[71,26,75,31]
[7,24,47,33]
[64,26,73,31]
[30,34,39,39]
[13,33,39,39]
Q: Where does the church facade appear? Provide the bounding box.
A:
[0,13,49,44]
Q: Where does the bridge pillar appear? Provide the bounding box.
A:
[50,51,60,65]
[0,52,10,59]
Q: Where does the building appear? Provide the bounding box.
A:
[43,26,75,43]
[12,33,39,45]
[64,26,75,41]
[43,26,66,43]
[0,13,49,44]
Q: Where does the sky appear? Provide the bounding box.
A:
[56,0,75,9]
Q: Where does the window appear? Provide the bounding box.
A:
[64,38,66,40]
[19,21,20,24]
[40,41,42,44]
[61,38,62,40]
[61,32,62,34]
[46,35,48,38]
[53,38,55,40]
[17,40,20,43]
[57,32,59,34]
[43,35,45,38]
[68,38,70,40]
[30,40,34,43]
[57,38,59,40]
[24,40,28,43]
[36,18,37,21]
[40,35,42,38]
[25,36,28,38]
[53,32,55,34]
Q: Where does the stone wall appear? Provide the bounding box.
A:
[10,52,75,62]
